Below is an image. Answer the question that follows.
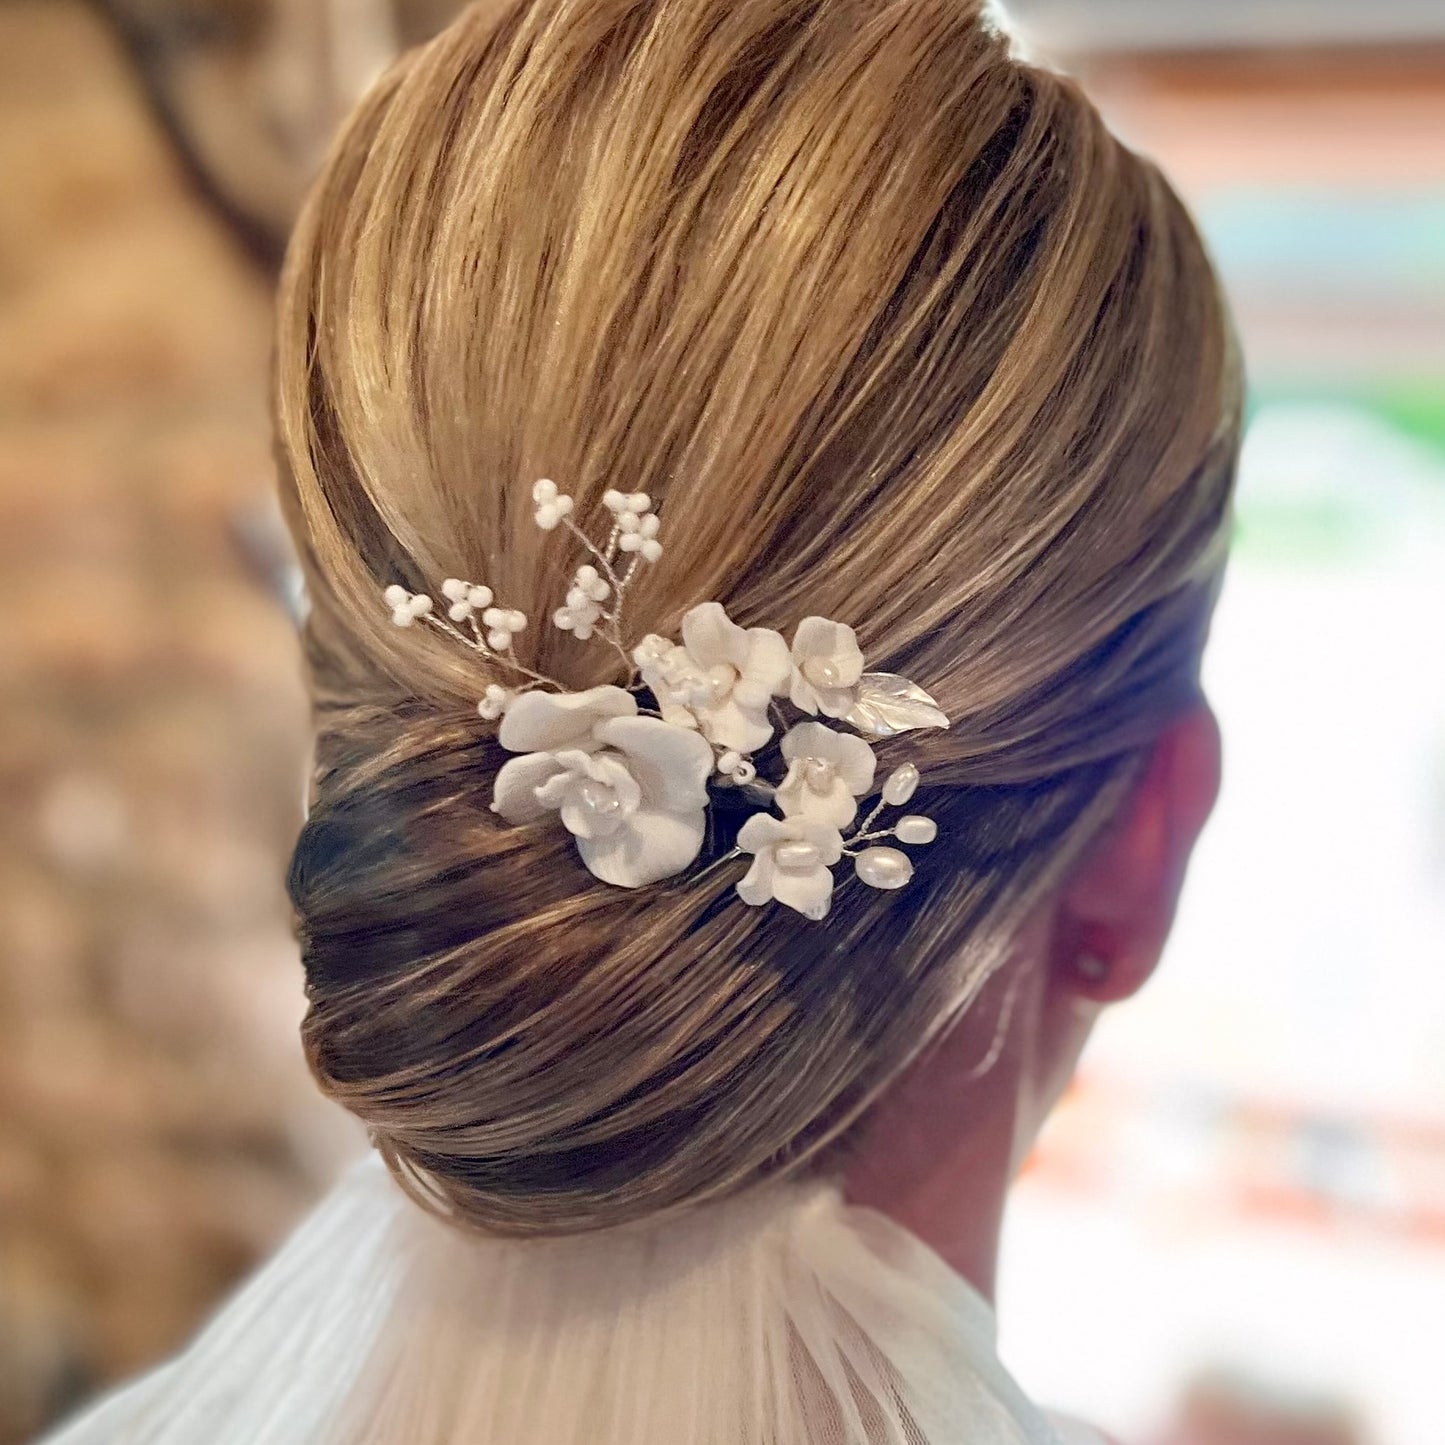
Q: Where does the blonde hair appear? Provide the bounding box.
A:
[275,0,1241,1236]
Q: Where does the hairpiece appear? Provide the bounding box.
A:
[383,483,949,920]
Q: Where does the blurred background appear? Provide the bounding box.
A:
[0,2,1440,1443]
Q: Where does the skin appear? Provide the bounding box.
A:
[842,703,1224,1304]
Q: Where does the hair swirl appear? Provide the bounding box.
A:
[275,0,1242,1235]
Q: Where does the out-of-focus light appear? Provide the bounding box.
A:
[1003,0,1445,52]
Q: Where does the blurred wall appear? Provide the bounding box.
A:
[0,3,356,1438]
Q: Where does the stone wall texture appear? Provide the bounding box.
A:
[0,4,357,1438]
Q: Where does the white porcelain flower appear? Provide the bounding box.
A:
[774,721,877,829]
[789,616,866,717]
[735,813,845,920]
[632,602,790,753]
[491,686,714,887]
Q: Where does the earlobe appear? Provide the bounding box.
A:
[1053,703,1221,1005]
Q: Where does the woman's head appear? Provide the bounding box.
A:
[276,0,1241,1235]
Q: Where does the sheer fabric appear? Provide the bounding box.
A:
[40,1154,1098,1445]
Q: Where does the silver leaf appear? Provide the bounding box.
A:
[844,673,950,739]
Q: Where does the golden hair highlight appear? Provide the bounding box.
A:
[276,0,1241,1235]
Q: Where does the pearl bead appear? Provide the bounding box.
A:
[577,781,620,817]
[383,584,409,608]
[855,846,913,890]
[804,658,841,687]
[486,630,512,651]
[804,758,835,793]
[717,750,742,775]
[532,478,558,503]
[775,841,821,870]
[627,493,651,514]
[882,764,919,806]
[706,663,734,701]
[895,814,937,845]
[468,585,493,609]
[442,578,468,601]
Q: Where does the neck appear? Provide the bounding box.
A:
[839,1063,1022,1305]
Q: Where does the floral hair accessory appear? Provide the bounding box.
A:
[382,483,949,920]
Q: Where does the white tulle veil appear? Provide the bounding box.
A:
[40,1152,1101,1445]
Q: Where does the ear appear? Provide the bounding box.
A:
[1052,703,1222,1004]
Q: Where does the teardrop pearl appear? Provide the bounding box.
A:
[775,841,821,870]
[855,846,913,890]
[895,814,937,845]
[882,764,919,807]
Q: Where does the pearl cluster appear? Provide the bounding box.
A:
[536,483,666,648]
[481,606,528,652]
[439,578,526,651]
[844,762,939,892]
[384,585,433,627]
[441,577,494,622]
[386,577,528,659]
[531,478,576,531]
[552,564,612,641]
[477,683,514,722]
[603,489,663,563]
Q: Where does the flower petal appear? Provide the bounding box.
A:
[736,855,775,907]
[681,602,749,670]
[737,812,789,855]
[790,615,834,663]
[829,731,876,795]
[780,721,841,766]
[830,623,866,688]
[776,765,858,829]
[491,753,565,823]
[498,686,636,754]
[734,627,792,707]
[802,822,846,867]
[771,864,835,920]
[696,697,773,754]
[594,717,713,812]
[789,673,821,715]
[576,806,705,887]
[780,722,876,799]
[813,682,861,720]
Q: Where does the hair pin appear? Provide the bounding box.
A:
[383,482,948,920]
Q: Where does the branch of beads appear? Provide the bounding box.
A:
[840,762,939,891]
